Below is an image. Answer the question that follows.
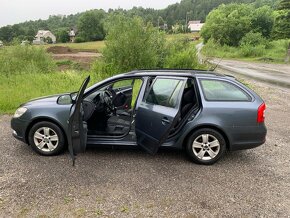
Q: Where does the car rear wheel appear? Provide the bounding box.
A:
[28,121,65,156]
[186,128,226,165]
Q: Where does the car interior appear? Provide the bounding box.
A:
[82,77,199,137]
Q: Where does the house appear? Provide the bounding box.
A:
[33,30,56,44]
[0,40,3,47]
[68,29,76,43]
[188,20,204,32]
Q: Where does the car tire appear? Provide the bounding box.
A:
[185,128,226,165]
[28,121,65,156]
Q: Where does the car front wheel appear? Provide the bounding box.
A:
[28,121,65,156]
[186,128,226,165]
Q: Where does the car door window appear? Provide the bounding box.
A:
[200,79,251,101]
[145,78,184,108]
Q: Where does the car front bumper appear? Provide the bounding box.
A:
[11,117,30,143]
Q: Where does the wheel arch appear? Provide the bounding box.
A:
[25,117,68,145]
[183,124,230,150]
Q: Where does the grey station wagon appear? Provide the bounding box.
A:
[11,70,267,165]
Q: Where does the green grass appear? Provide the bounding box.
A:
[166,33,200,41]
[0,71,104,114]
[0,45,56,76]
[43,34,196,53]
[41,41,106,53]
[202,39,290,63]
[55,59,82,70]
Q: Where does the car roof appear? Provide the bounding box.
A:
[121,69,234,79]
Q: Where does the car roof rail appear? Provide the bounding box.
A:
[224,74,236,79]
[133,68,211,72]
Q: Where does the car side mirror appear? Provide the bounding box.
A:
[57,94,73,105]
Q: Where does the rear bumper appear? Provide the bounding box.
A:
[229,124,267,151]
[230,140,266,151]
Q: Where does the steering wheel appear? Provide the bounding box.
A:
[101,90,115,113]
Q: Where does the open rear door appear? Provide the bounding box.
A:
[68,76,90,165]
[135,77,186,154]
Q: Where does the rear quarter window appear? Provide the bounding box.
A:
[200,79,251,101]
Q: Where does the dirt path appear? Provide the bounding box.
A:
[0,76,290,217]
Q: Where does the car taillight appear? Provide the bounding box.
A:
[257,103,266,123]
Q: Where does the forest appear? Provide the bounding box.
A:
[0,0,280,43]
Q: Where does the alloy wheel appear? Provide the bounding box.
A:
[33,127,59,152]
[192,134,220,160]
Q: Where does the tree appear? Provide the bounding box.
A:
[201,4,252,46]
[77,10,106,41]
[55,28,70,43]
[103,15,166,72]
[44,37,53,44]
[0,26,14,42]
[272,0,290,39]
[250,6,274,38]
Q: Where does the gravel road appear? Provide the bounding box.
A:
[213,59,290,88]
[1,78,290,217]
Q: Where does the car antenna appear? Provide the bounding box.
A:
[210,55,224,71]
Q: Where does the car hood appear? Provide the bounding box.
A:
[21,93,70,107]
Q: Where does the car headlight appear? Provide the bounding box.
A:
[13,107,28,118]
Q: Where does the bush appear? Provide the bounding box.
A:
[0,45,56,76]
[90,59,119,77]
[202,39,240,58]
[103,15,166,72]
[239,44,266,57]
[91,15,204,74]
[239,32,267,57]
[164,37,202,69]
[240,31,267,47]
[74,37,85,43]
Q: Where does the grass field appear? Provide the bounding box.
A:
[166,33,200,41]
[40,41,106,53]
[0,71,105,114]
[202,39,290,63]
[37,33,199,53]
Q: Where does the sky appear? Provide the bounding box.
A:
[0,0,180,27]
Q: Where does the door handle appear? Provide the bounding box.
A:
[162,117,170,125]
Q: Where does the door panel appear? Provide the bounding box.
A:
[135,77,186,154]
[136,103,180,154]
[68,76,90,165]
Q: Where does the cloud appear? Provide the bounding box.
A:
[0,0,180,27]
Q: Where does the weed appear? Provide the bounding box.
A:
[63,196,73,204]
[120,205,129,213]
[95,209,103,216]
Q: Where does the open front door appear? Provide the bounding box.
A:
[68,76,90,165]
[135,77,186,154]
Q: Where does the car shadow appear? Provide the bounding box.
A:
[14,139,260,167]
[84,145,258,166]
